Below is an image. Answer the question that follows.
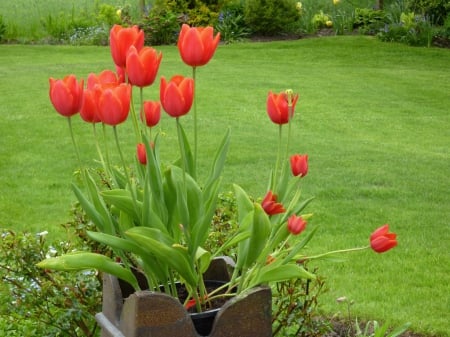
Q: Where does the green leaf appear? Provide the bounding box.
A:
[126,227,198,287]
[37,252,139,290]
[282,226,319,264]
[195,246,212,274]
[233,184,254,225]
[101,189,141,221]
[243,203,271,268]
[178,122,196,178]
[204,129,230,194]
[248,263,315,288]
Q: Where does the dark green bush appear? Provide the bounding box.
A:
[407,0,450,25]
[244,0,301,36]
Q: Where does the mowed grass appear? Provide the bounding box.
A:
[0,37,449,336]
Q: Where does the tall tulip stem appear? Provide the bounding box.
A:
[273,124,283,191]
[192,66,198,176]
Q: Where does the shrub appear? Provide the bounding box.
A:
[353,8,387,35]
[215,1,250,43]
[140,6,182,45]
[0,221,102,336]
[407,0,450,25]
[244,0,301,36]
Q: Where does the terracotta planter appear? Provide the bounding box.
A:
[96,257,272,337]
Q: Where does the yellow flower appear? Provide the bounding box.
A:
[116,9,122,18]
[296,2,302,10]
[333,0,340,4]
[326,20,333,27]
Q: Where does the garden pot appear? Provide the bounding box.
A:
[95,257,272,337]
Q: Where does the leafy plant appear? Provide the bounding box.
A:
[0,222,102,337]
[215,7,250,43]
[244,0,301,35]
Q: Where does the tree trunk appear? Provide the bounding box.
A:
[375,0,384,10]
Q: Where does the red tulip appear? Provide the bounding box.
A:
[109,24,144,68]
[160,75,194,118]
[98,84,132,126]
[287,215,307,235]
[177,24,220,67]
[80,87,102,123]
[136,143,147,165]
[290,154,308,177]
[370,224,397,253]
[49,75,84,117]
[142,100,161,127]
[261,191,286,216]
[87,70,120,90]
[126,46,162,88]
[266,91,299,125]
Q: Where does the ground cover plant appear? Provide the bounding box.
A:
[1,0,449,47]
[0,36,449,336]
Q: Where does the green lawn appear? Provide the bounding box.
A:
[0,36,449,336]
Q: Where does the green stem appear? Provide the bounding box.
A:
[68,117,82,169]
[113,126,139,221]
[176,118,187,187]
[192,66,197,178]
[307,246,370,260]
[129,87,141,144]
[273,124,283,191]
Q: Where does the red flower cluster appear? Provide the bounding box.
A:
[49,24,221,166]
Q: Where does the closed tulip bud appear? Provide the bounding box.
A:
[290,154,308,177]
[126,46,162,88]
[87,70,120,90]
[136,143,147,165]
[160,75,194,118]
[370,224,397,253]
[261,191,286,216]
[142,100,161,127]
[109,24,144,68]
[80,87,102,123]
[98,83,131,126]
[49,75,84,117]
[177,24,220,67]
[287,215,307,235]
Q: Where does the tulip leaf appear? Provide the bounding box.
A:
[101,189,141,221]
[248,263,316,288]
[283,226,319,264]
[37,252,139,290]
[126,227,198,287]
[204,129,230,195]
[243,203,271,268]
[233,184,254,225]
[177,122,195,179]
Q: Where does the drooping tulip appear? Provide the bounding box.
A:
[287,215,307,235]
[49,75,84,117]
[261,191,286,216]
[160,75,194,118]
[177,24,220,67]
[126,46,162,88]
[98,84,132,126]
[109,24,144,68]
[142,100,161,127]
[290,154,308,177]
[370,224,397,253]
[266,91,299,125]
